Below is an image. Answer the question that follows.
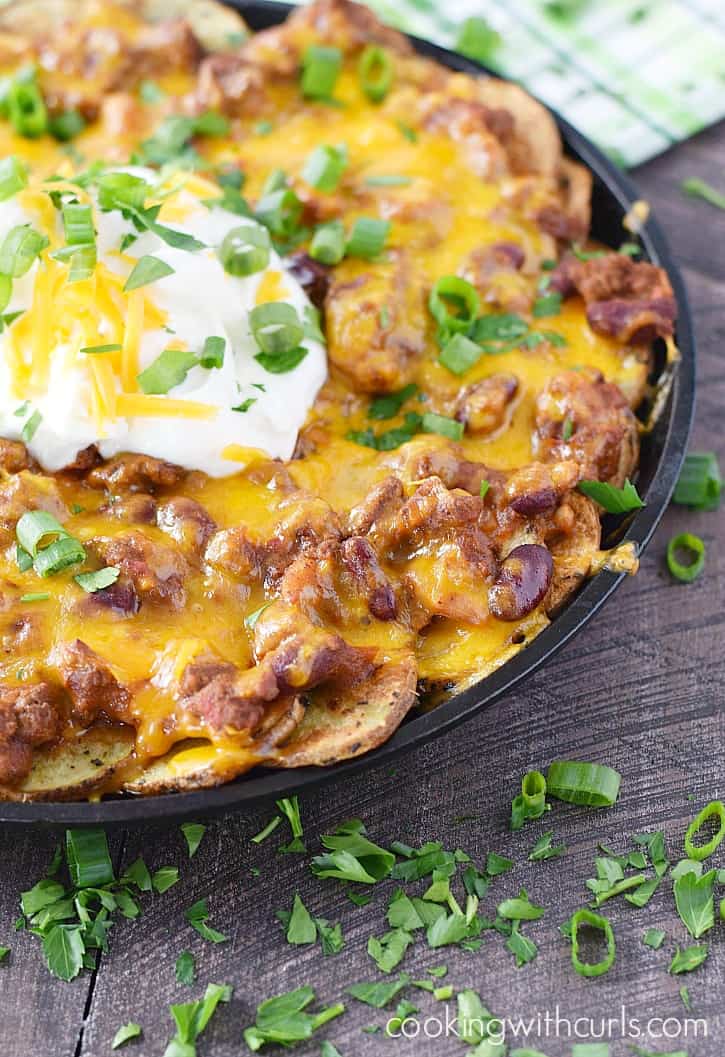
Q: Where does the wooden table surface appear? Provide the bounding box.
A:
[2,125,724,1057]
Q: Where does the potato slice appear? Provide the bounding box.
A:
[271,654,417,769]
[0,725,135,802]
[124,697,303,794]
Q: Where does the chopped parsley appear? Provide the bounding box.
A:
[184,898,228,944]
[180,822,206,858]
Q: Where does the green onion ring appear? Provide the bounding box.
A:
[666,532,705,582]
[570,908,616,978]
[684,800,725,861]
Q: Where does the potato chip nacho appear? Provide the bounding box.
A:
[0,0,677,799]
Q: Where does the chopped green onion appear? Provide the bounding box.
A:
[301,144,347,192]
[522,770,547,818]
[684,801,725,861]
[16,544,32,571]
[364,175,412,187]
[456,16,501,65]
[578,478,644,514]
[346,217,390,259]
[0,156,27,201]
[681,177,725,211]
[66,828,114,887]
[251,814,281,843]
[666,532,705,583]
[33,536,86,577]
[139,79,164,104]
[561,415,573,441]
[255,347,308,374]
[368,383,417,420]
[0,224,48,277]
[21,408,42,443]
[60,202,96,282]
[254,120,273,136]
[74,567,120,593]
[137,347,199,394]
[546,761,621,807]
[19,592,50,603]
[309,220,346,265]
[79,343,123,355]
[124,255,174,292]
[97,171,150,212]
[429,276,480,336]
[673,452,721,510]
[301,46,342,101]
[358,45,393,103]
[249,302,303,355]
[396,121,418,143]
[438,333,482,375]
[421,411,464,441]
[532,292,562,317]
[254,187,303,238]
[219,223,270,276]
[200,335,225,369]
[0,274,11,313]
[479,481,490,499]
[48,109,85,142]
[16,510,67,557]
[6,69,47,138]
[232,398,256,413]
[570,908,616,977]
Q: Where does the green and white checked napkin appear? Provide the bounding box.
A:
[299,0,725,168]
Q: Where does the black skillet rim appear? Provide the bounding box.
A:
[0,0,695,826]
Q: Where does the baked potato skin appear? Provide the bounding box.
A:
[0,0,671,799]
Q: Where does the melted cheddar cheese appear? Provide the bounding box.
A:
[0,0,655,794]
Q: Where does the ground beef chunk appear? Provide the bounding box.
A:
[101,493,158,524]
[87,454,186,493]
[455,374,519,435]
[205,496,341,587]
[347,476,405,536]
[534,370,640,486]
[179,656,237,698]
[132,19,201,78]
[181,602,375,733]
[325,253,427,393]
[181,659,274,734]
[460,243,532,313]
[205,526,261,581]
[79,580,141,620]
[0,439,34,474]
[286,252,330,311]
[54,640,130,723]
[550,252,676,344]
[0,682,64,786]
[420,97,510,180]
[194,52,266,115]
[157,497,217,555]
[0,472,67,544]
[62,445,102,474]
[279,536,398,623]
[339,536,397,620]
[92,532,188,609]
[386,440,502,496]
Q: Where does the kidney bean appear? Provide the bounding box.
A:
[488,544,553,621]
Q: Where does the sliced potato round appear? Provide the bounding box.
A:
[124,697,303,795]
[271,654,417,769]
[0,725,135,802]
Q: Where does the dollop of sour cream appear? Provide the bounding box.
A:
[0,168,327,476]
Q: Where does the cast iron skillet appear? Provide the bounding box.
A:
[0,0,695,826]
